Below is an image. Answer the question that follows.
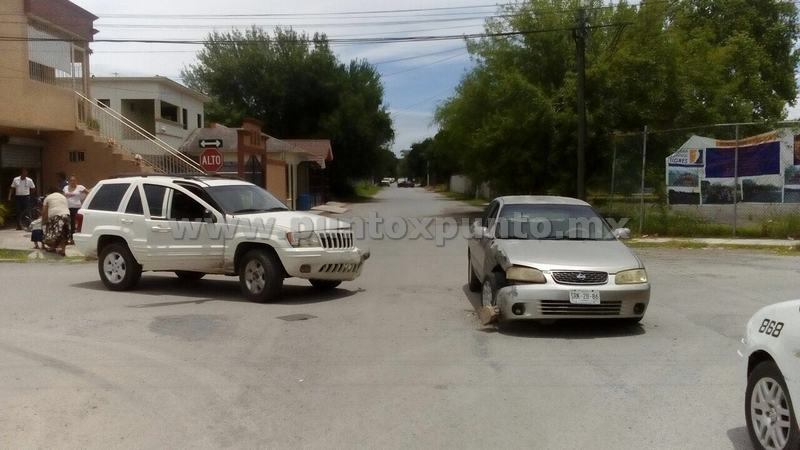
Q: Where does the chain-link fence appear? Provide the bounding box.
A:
[592,121,800,239]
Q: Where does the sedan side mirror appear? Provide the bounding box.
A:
[613,228,631,240]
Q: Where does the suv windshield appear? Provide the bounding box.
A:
[495,204,615,241]
[205,184,288,214]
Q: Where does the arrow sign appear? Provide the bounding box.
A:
[199,139,223,149]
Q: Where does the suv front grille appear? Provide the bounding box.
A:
[551,271,608,285]
[539,300,621,316]
[318,231,354,249]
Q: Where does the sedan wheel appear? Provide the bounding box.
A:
[482,278,496,308]
[747,361,800,450]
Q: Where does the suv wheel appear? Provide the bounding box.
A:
[175,271,205,281]
[98,242,141,291]
[309,279,342,290]
[239,250,283,303]
[746,360,800,450]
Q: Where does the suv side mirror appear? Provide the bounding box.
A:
[613,228,631,240]
[472,225,489,239]
[203,209,217,223]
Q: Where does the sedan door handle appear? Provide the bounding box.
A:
[151,225,172,233]
[120,218,134,224]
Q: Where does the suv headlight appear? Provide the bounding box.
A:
[286,231,321,248]
[615,269,648,284]
[506,266,546,284]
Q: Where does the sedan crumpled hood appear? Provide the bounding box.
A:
[492,239,642,273]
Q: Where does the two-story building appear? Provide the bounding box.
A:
[90,76,208,154]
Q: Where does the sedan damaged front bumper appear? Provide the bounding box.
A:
[495,282,650,320]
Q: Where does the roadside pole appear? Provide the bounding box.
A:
[610,134,617,211]
[639,125,648,236]
[733,124,739,237]
[574,2,588,200]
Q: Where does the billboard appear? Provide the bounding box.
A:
[666,129,797,205]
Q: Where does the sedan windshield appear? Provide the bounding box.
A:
[495,204,615,241]
[205,184,288,214]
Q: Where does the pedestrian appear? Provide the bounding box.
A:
[63,175,89,245]
[30,216,43,249]
[7,168,35,230]
[41,187,71,256]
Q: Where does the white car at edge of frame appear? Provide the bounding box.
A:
[740,300,800,450]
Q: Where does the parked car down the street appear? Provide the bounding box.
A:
[740,300,800,450]
[467,195,649,324]
[73,175,370,302]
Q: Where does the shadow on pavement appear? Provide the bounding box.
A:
[461,284,646,339]
[72,276,362,307]
[726,427,751,450]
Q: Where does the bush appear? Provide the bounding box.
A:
[0,202,8,226]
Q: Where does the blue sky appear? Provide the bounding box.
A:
[71,0,487,154]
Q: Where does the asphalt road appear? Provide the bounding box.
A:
[1,187,798,449]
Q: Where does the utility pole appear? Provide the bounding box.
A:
[574,1,589,200]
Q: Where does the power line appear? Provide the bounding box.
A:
[0,23,628,46]
[382,53,468,77]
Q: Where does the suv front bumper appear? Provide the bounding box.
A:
[278,247,370,281]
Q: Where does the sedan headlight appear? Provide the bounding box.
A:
[506,266,546,284]
[615,268,648,284]
[286,231,321,248]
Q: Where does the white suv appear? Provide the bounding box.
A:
[74,175,369,302]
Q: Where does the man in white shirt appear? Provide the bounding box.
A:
[8,168,36,230]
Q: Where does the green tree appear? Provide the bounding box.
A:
[434,0,799,196]
[182,27,394,194]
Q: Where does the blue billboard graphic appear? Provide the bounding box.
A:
[705,141,780,178]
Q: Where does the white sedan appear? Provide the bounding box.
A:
[741,300,800,450]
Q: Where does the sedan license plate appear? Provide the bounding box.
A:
[569,290,601,305]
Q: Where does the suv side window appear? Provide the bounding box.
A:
[86,183,130,212]
[125,187,144,215]
[169,189,207,221]
[143,184,167,219]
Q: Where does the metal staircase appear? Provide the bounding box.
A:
[75,91,206,175]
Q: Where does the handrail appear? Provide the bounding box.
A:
[74,91,206,174]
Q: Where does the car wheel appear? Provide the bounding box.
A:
[175,271,205,281]
[468,252,481,292]
[309,279,342,290]
[98,242,141,291]
[481,273,498,308]
[238,249,283,303]
[746,360,800,450]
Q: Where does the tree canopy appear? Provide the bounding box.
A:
[429,0,799,196]
[182,27,395,194]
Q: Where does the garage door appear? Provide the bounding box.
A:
[1,144,42,168]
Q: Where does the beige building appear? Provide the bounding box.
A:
[0,0,200,209]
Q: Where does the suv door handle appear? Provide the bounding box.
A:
[120,218,134,224]
[151,225,172,233]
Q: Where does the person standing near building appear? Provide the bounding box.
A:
[63,175,89,244]
[7,168,36,230]
[57,172,68,192]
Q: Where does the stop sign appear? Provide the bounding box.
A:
[199,148,223,172]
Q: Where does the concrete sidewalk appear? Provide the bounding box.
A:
[0,228,84,259]
[631,237,798,247]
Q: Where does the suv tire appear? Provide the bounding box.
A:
[175,271,205,281]
[309,279,342,290]
[239,249,283,303]
[98,242,141,291]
